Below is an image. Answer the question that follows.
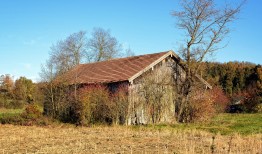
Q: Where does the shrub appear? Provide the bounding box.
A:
[255,103,262,113]
[211,86,230,113]
[110,85,129,125]
[69,84,129,126]
[0,114,25,125]
[21,104,42,119]
[189,90,216,122]
[243,95,261,113]
[77,85,112,125]
[21,104,49,126]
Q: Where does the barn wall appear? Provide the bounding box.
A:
[127,56,181,125]
[74,56,186,125]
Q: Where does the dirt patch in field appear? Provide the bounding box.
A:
[0,125,261,153]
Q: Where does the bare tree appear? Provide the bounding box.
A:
[124,47,135,57]
[50,31,87,75]
[87,28,122,62]
[172,0,245,122]
[41,31,79,117]
[39,29,128,123]
[39,59,56,116]
[44,31,88,104]
[40,59,72,119]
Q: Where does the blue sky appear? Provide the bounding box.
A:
[0,0,261,82]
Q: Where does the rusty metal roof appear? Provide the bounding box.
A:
[61,50,175,84]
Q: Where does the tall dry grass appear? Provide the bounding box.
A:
[0,124,261,154]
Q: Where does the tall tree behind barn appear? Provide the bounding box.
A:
[172,0,245,122]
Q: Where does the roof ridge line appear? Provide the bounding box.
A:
[79,50,172,66]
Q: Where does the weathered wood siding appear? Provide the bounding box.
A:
[127,56,182,125]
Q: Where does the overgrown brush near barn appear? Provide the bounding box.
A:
[70,84,129,125]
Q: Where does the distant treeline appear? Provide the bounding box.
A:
[199,62,261,113]
[0,61,261,114]
[0,75,42,109]
[201,62,261,96]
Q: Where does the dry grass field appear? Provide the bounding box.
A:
[0,124,261,154]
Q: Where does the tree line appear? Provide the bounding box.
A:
[0,75,41,109]
[1,61,260,108]
[202,62,262,112]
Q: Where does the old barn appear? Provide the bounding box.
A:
[59,50,211,125]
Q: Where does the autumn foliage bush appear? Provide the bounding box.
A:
[71,84,128,126]
[74,85,112,125]
[21,104,42,119]
[211,86,230,113]
[189,90,216,122]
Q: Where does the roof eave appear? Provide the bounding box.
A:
[128,50,177,83]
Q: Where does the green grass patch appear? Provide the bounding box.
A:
[176,113,262,135]
[133,113,262,135]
